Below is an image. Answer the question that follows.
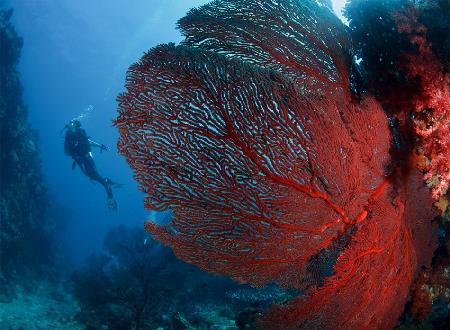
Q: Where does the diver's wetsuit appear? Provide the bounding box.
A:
[64,127,113,200]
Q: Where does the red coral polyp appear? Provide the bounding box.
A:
[115,1,438,328]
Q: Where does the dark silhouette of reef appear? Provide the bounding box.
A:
[0,8,62,298]
[71,225,289,329]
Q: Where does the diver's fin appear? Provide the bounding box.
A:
[105,178,124,188]
[107,198,118,212]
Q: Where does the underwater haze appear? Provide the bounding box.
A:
[5,0,214,265]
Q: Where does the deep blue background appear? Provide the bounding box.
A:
[5,0,346,267]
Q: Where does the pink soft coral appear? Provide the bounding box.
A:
[395,9,450,200]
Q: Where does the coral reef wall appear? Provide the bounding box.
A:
[0,9,58,283]
[345,0,450,327]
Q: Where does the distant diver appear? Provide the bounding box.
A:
[63,119,120,211]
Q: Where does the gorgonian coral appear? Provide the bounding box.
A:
[115,0,438,328]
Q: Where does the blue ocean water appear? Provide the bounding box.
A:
[5,0,214,267]
[5,0,346,268]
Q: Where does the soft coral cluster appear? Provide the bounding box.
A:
[408,241,450,325]
[345,0,450,201]
[394,9,450,200]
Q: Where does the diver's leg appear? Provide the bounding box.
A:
[103,181,114,199]
[75,156,89,176]
[84,155,114,199]
[82,155,102,181]
[75,155,117,211]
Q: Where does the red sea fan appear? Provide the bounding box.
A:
[115,0,437,328]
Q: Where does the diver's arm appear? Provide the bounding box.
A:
[88,138,108,151]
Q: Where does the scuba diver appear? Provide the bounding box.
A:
[64,119,120,211]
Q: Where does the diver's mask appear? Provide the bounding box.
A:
[66,120,81,131]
